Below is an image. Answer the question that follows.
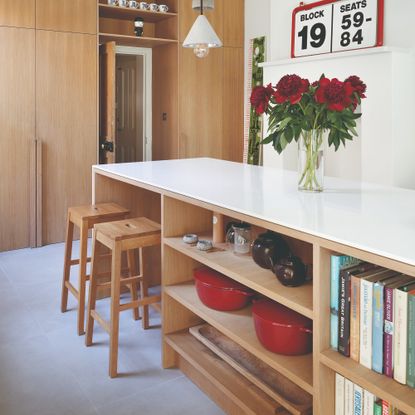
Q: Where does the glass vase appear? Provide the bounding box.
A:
[298,129,324,192]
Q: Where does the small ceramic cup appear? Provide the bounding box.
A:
[158,4,168,12]
[139,1,149,9]
[118,0,127,7]
[128,0,138,7]
[107,0,118,5]
[149,3,159,11]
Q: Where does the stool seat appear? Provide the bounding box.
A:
[95,217,161,242]
[68,203,130,228]
[61,202,130,336]
[86,216,162,378]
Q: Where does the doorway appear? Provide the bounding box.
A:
[99,44,152,164]
[115,46,152,162]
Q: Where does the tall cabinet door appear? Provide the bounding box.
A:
[0,27,35,251]
[0,0,35,28]
[36,30,97,244]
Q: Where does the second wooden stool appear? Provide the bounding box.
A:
[61,203,130,335]
[85,217,161,378]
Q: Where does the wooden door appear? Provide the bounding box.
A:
[0,27,35,251]
[99,42,116,164]
[36,30,97,244]
[116,54,145,163]
[0,0,35,28]
[36,0,97,34]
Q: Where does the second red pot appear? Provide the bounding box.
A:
[252,298,312,355]
[193,267,254,311]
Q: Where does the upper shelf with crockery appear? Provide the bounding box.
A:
[99,3,178,23]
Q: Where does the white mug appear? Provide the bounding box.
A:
[139,2,149,9]
[158,4,168,12]
[149,3,159,11]
[118,0,127,6]
[128,0,138,7]
[107,0,118,5]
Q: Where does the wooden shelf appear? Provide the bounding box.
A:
[165,283,314,394]
[164,235,313,319]
[99,4,177,22]
[165,332,290,415]
[99,33,178,48]
[320,349,415,415]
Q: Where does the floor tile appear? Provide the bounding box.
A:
[95,376,225,415]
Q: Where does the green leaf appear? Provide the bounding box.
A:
[276,117,292,132]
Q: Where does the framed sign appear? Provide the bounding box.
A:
[291,0,384,58]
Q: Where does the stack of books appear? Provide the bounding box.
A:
[335,374,405,414]
[330,254,415,387]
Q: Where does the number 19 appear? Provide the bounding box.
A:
[298,23,327,50]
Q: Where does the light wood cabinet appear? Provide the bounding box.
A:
[36,0,97,34]
[0,0,35,28]
[0,27,35,251]
[36,30,98,244]
[177,0,244,162]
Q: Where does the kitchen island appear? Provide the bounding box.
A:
[92,158,415,415]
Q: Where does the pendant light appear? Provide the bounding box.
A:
[183,0,222,58]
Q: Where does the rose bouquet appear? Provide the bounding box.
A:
[250,74,367,191]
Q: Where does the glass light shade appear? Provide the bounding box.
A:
[183,15,222,51]
[193,44,209,58]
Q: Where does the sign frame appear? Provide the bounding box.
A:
[291,0,384,58]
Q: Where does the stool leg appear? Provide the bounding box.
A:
[127,250,140,321]
[85,235,99,347]
[139,248,150,330]
[77,220,89,336]
[109,242,122,378]
[61,214,74,313]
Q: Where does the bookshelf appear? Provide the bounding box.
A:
[92,160,415,415]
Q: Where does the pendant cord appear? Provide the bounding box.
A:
[201,0,204,15]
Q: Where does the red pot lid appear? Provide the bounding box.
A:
[252,299,312,328]
[194,267,253,292]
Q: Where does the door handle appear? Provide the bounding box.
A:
[101,141,114,152]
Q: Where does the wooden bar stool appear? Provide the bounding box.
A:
[61,203,130,336]
[85,217,161,378]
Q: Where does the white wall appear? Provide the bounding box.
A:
[245,0,415,189]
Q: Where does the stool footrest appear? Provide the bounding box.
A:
[90,310,110,334]
[119,295,161,312]
[69,257,92,266]
[65,281,79,300]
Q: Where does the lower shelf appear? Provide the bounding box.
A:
[320,349,415,415]
[99,32,178,47]
[165,332,290,415]
[164,283,313,394]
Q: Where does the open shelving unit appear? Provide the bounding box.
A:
[99,32,177,48]
[159,191,415,415]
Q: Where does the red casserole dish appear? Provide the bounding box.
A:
[193,267,254,311]
[252,299,312,355]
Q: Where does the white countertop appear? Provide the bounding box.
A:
[93,158,415,266]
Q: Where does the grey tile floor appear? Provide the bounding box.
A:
[0,242,225,415]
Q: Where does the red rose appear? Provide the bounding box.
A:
[315,77,354,112]
[274,74,310,105]
[250,84,274,115]
[345,75,367,98]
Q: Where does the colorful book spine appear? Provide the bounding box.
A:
[362,390,374,415]
[339,269,351,356]
[374,400,382,415]
[344,378,354,415]
[393,288,408,384]
[353,384,363,415]
[331,255,358,349]
[372,281,385,374]
[381,400,389,415]
[350,274,362,362]
[407,290,415,388]
[384,286,395,378]
[360,278,373,369]
[335,373,345,415]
